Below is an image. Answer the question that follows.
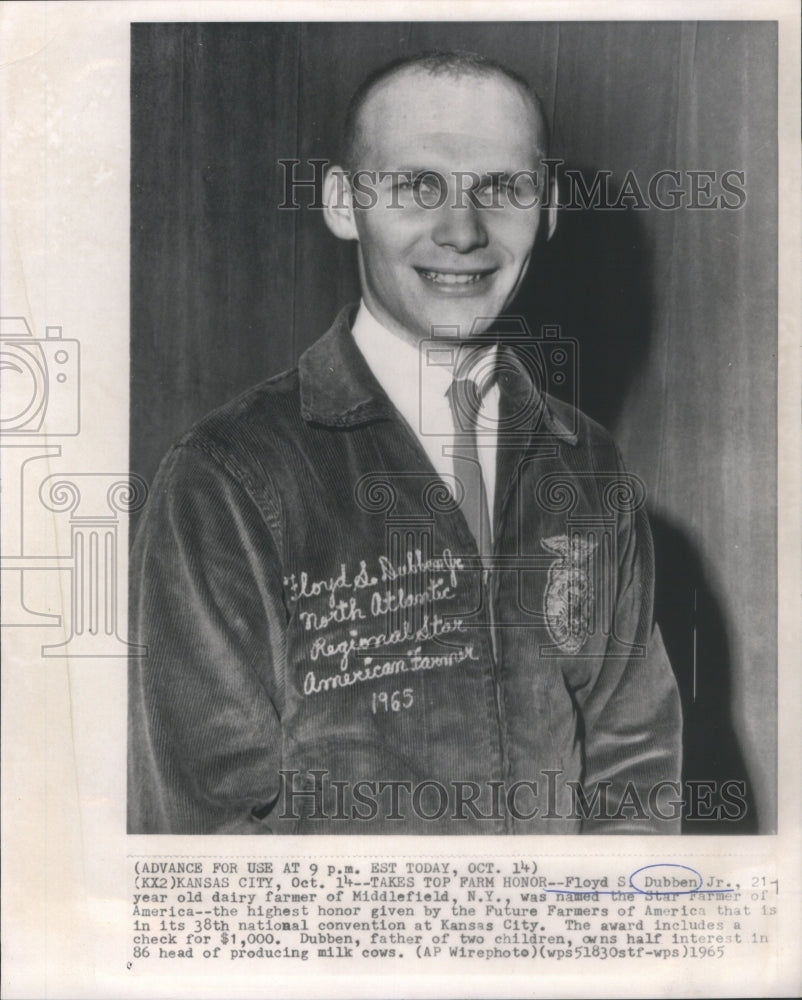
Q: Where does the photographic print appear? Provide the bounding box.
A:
[1,4,799,998]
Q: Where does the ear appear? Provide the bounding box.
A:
[545,173,558,241]
[322,166,359,241]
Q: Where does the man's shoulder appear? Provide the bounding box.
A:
[540,391,621,461]
[177,364,303,455]
[174,304,363,458]
[147,364,310,508]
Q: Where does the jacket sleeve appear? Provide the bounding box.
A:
[127,443,287,834]
[565,499,683,834]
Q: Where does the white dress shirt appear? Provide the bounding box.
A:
[351,301,499,528]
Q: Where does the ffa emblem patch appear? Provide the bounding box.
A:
[541,534,598,654]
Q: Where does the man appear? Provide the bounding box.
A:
[128,51,681,834]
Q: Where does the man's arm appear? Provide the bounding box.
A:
[128,443,287,834]
[565,500,683,834]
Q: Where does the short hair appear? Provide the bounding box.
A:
[340,49,550,170]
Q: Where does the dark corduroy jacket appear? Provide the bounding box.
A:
[128,307,681,834]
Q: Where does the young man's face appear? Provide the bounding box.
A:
[344,70,548,343]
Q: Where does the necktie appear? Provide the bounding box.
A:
[446,378,493,564]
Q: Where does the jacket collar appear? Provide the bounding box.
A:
[298,303,578,445]
[299,305,397,427]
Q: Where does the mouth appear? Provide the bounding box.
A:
[415,267,496,287]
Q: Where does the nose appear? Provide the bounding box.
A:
[430,202,489,253]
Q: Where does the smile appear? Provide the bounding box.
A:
[416,268,495,286]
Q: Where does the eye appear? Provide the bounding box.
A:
[415,174,444,204]
[474,175,514,206]
[475,173,541,208]
[393,172,444,206]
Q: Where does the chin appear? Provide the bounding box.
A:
[425,303,503,339]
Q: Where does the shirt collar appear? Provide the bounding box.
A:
[351,300,498,411]
[298,302,578,444]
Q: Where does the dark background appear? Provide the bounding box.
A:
[131,21,777,832]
